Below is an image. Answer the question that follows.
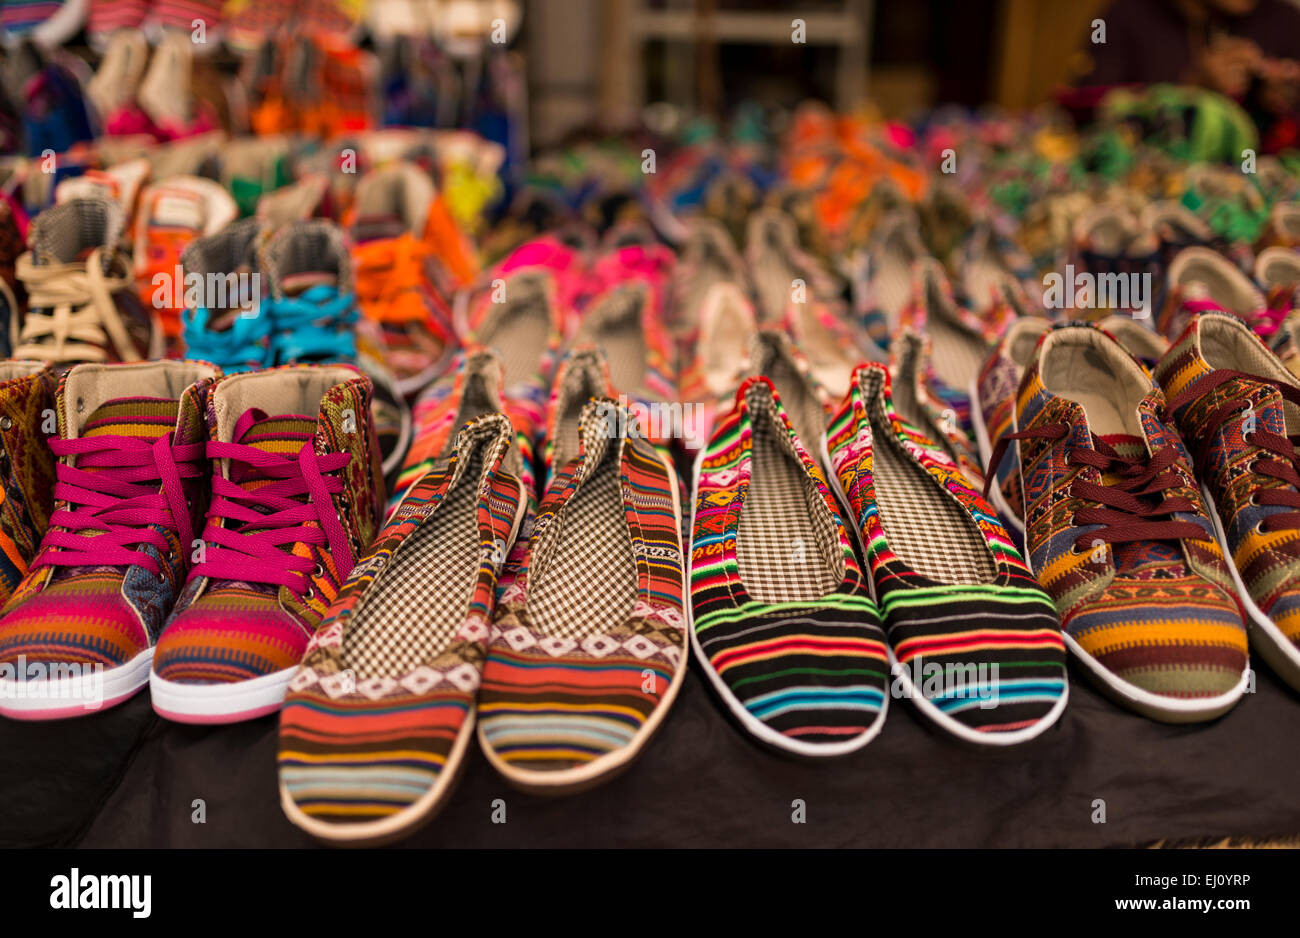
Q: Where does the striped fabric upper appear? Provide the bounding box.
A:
[153,368,385,687]
[0,366,214,675]
[1155,312,1300,670]
[0,363,57,607]
[477,396,686,778]
[1014,324,1248,702]
[689,377,889,753]
[279,414,524,833]
[826,363,1068,739]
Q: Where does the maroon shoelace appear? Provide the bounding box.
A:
[1165,368,1300,533]
[984,422,1203,550]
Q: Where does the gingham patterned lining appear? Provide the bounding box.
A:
[31,197,124,271]
[181,217,263,283]
[751,331,827,455]
[341,444,486,679]
[476,272,552,389]
[736,386,842,602]
[576,282,648,394]
[860,370,996,584]
[526,410,638,639]
[550,351,608,470]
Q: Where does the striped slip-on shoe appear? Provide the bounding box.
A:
[478,382,687,794]
[278,412,528,844]
[826,362,1069,745]
[689,376,889,757]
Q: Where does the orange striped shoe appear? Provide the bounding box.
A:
[278,412,528,844]
[478,357,687,793]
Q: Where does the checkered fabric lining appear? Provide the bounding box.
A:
[525,434,637,640]
[340,446,485,679]
[864,381,996,585]
[736,388,841,602]
[32,197,123,270]
[751,332,827,454]
[577,284,648,393]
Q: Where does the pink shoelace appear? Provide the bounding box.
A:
[1183,297,1289,339]
[191,409,355,595]
[35,433,204,575]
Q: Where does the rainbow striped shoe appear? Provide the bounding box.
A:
[478,378,686,792]
[1156,311,1300,693]
[988,323,1249,723]
[0,362,58,609]
[150,364,385,724]
[278,413,528,844]
[825,363,1068,745]
[0,361,219,720]
[689,376,888,757]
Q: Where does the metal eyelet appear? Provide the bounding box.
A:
[0,416,11,431]
[313,563,323,577]
[304,587,314,600]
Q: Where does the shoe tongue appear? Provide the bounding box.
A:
[230,407,318,489]
[279,272,338,296]
[81,396,179,440]
[147,189,205,232]
[1094,431,1184,573]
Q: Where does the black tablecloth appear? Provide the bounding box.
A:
[7,650,1300,848]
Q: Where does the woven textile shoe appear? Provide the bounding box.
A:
[278,412,527,843]
[179,218,272,373]
[825,363,1068,744]
[1156,311,1300,691]
[150,364,385,723]
[1157,246,1268,341]
[262,220,361,367]
[478,386,686,791]
[14,197,162,365]
[986,323,1249,722]
[0,361,218,719]
[0,362,58,606]
[689,376,888,756]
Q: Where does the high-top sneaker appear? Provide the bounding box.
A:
[14,197,162,365]
[179,217,272,373]
[262,219,412,481]
[150,364,385,723]
[0,361,219,719]
[134,176,239,352]
[0,361,58,606]
[347,162,460,396]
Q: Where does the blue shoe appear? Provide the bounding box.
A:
[179,218,271,371]
[261,220,360,366]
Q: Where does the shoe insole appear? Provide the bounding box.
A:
[480,300,550,390]
[526,456,638,637]
[870,416,996,584]
[342,448,484,679]
[874,241,914,326]
[736,410,840,602]
[929,315,988,393]
[578,289,648,394]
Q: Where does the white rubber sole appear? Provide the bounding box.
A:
[1200,483,1300,693]
[685,445,889,758]
[968,373,1025,537]
[150,665,296,724]
[0,646,153,720]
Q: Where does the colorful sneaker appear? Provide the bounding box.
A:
[689,376,888,755]
[478,390,686,790]
[745,207,840,325]
[669,216,747,344]
[466,268,566,450]
[14,197,162,365]
[391,347,536,513]
[279,411,527,842]
[0,361,218,719]
[134,176,239,351]
[54,158,151,228]
[1071,202,1159,316]
[0,361,58,606]
[150,364,385,723]
[677,280,758,449]
[257,173,330,230]
[179,217,271,373]
[262,220,361,366]
[985,323,1249,722]
[1255,246,1300,318]
[785,297,881,401]
[858,212,927,348]
[890,329,984,487]
[897,258,998,438]
[1156,311,1300,692]
[348,165,459,397]
[825,363,1068,744]
[1257,201,1300,252]
[1157,246,1268,341]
